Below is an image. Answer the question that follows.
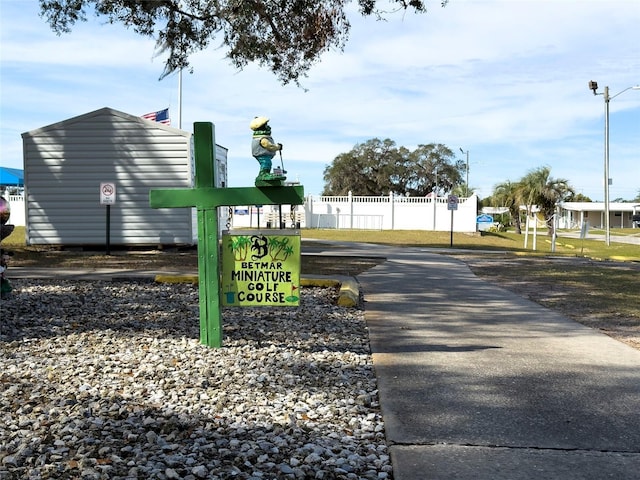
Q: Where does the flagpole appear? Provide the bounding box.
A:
[178,68,183,129]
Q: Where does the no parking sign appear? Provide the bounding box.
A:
[100,182,116,204]
[100,182,116,255]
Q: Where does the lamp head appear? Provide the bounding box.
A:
[588,80,598,95]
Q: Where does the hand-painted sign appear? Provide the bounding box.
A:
[222,230,300,307]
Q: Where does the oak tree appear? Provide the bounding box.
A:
[322,138,463,196]
[39,0,447,85]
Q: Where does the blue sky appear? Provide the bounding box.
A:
[1,0,639,201]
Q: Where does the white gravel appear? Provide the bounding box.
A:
[0,279,391,480]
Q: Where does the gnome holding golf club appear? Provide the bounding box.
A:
[250,116,286,186]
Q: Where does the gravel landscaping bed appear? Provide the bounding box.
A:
[1,280,390,480]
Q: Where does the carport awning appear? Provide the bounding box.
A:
[482,207,509,214]
[0,167,24,186]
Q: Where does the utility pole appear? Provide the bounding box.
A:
[588,81,640,246]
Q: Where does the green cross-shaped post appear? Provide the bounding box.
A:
[150,122,304,348]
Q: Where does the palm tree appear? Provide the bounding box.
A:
[492,181,523,234]
[519,166,574,236]
[451,184,474,197]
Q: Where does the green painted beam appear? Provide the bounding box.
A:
[194,122,215,189]
[150,185,305,209]
[197,207,221,347]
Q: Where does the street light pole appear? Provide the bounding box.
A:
[588,81,640,246]
[604,85,610,246]
[433,167,438,230]
[178,69,183,129]
[459,148,469,197]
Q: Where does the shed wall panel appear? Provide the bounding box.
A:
[22,108,200,246]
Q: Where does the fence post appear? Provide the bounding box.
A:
[306,195,312,227]
[389,192,394,230]
[348,191,353,229]
[433,195,437,231]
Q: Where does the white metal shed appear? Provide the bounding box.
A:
[22,107,227,246]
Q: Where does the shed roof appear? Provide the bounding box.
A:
[22,107,189,137]
[559,202,640,212]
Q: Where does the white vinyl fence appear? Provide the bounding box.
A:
[305,192,478,232]
[229,192,478,232]
[9,192,479,233]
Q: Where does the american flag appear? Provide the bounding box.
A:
[142,108,170,125]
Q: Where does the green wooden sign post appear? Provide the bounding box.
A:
[149,122,304,348]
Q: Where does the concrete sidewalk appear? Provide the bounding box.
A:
[353,245,640,479]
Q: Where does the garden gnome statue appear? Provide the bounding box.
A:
[250,116,286,186]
